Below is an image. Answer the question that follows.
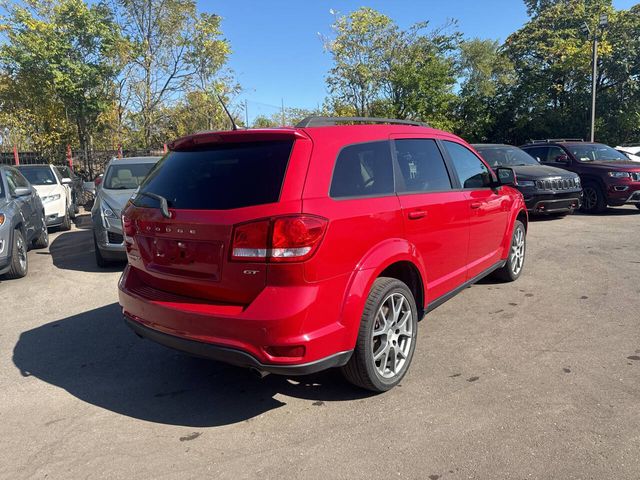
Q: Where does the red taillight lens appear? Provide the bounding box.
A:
[230,215,328,263]
[231,220,270,260]
[271,216,328,262]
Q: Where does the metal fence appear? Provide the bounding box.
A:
[0,149,165,181]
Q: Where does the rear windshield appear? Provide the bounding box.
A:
[104,163,155,190]
[133,140,294,210]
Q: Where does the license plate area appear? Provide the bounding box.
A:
[137,235,223,281]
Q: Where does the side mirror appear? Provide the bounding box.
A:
[495,167,516,186]
[61,177,72,185]
[14,187,32,197]
[555,154,570,164]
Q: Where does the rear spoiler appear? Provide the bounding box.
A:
[169,129,309,151]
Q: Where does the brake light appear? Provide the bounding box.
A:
[231,215,328,263]
[271,216,327,262]
[231,220,270,260]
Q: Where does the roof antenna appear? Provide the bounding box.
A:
[217,94,238,131]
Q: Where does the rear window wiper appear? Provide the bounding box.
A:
[137,191,171,218]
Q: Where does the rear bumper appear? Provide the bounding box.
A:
[124,315,352,375]
[118,265,354,372]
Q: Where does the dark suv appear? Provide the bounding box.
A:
[473,144,582,215]
[119,117,528,392]
[520,140,640,213]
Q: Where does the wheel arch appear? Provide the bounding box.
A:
[339,239,428,350]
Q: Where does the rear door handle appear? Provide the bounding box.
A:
[408,210,427,220]
[470,202,483,209]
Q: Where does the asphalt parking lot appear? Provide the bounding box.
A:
[1,208,639,479]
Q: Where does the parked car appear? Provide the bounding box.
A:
[473,144,582,215]
[91,156,160,267]
[616,149,640,162]
[0,165,48,279]
[616,145,640,156]
[520,140,640,213]
[55,165,84,212]
[17,164,74,230]
[118,117,528,392]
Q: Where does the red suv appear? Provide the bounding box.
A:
[118,117,528,392]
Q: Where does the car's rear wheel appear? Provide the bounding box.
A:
[3,229,28,279]
[32,214,49,249]
[581,182,606,213]
[342,277,418,392]
[492,220,526,282]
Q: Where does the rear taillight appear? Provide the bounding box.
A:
[231,215,328,263]
[231,220,270,261]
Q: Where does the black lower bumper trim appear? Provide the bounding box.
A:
[124,316,353,376]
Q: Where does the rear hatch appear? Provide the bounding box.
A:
[123,130,311,305]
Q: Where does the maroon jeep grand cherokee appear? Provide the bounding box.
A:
[521,140,640,213]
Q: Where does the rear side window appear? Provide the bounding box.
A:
[330,141,394,198]
[395,139,452,193]
[134,140,293,210]
[443,141,492,189]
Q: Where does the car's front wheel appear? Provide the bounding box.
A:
[60,205,72,231]
[581,182,606,213]
[492,220,526,282]
[3,229,28,279]
[342,277,418,392]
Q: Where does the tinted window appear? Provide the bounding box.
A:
[474,146,539,167]
[17,166,57,185]
[544,146,567,163]
[395,139,452,193]
[134,141,293,210]
[8,168,30,188]
[521,146,547,162]
[0,171,6,198]
[104,163,155,190]
[444,141,492,189]
[330,141,393,198]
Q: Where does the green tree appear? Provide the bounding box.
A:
[118,0,234,147]
[324,7,460,128]
[500,0,640,145]
[455,39,514,142]
[0,0,121,161]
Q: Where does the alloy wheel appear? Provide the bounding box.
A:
[510,227,525,275]
[583,187,597,211]
[371,292,414,379]
[16,234,27,271]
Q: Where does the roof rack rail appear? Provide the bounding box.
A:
[529,138,584,144]
[295,116,429,128]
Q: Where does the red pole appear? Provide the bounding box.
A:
[13,145,19,165]
[117,144,123,159]
[66,144,73,168]
[163,143,168,154]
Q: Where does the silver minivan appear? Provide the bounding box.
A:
[91,156,160,266]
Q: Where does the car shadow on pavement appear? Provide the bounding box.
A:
[12,303,371,427]
[47,228,125,273]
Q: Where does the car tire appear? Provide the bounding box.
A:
[581,182,606,214]
[32,214,49,249]
[341,277,418,392]
[3,229,28,279]
[60,208,72,231]
[94,234,110,268]
[492,220,526,282]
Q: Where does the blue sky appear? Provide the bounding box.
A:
[201,0,637,122]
